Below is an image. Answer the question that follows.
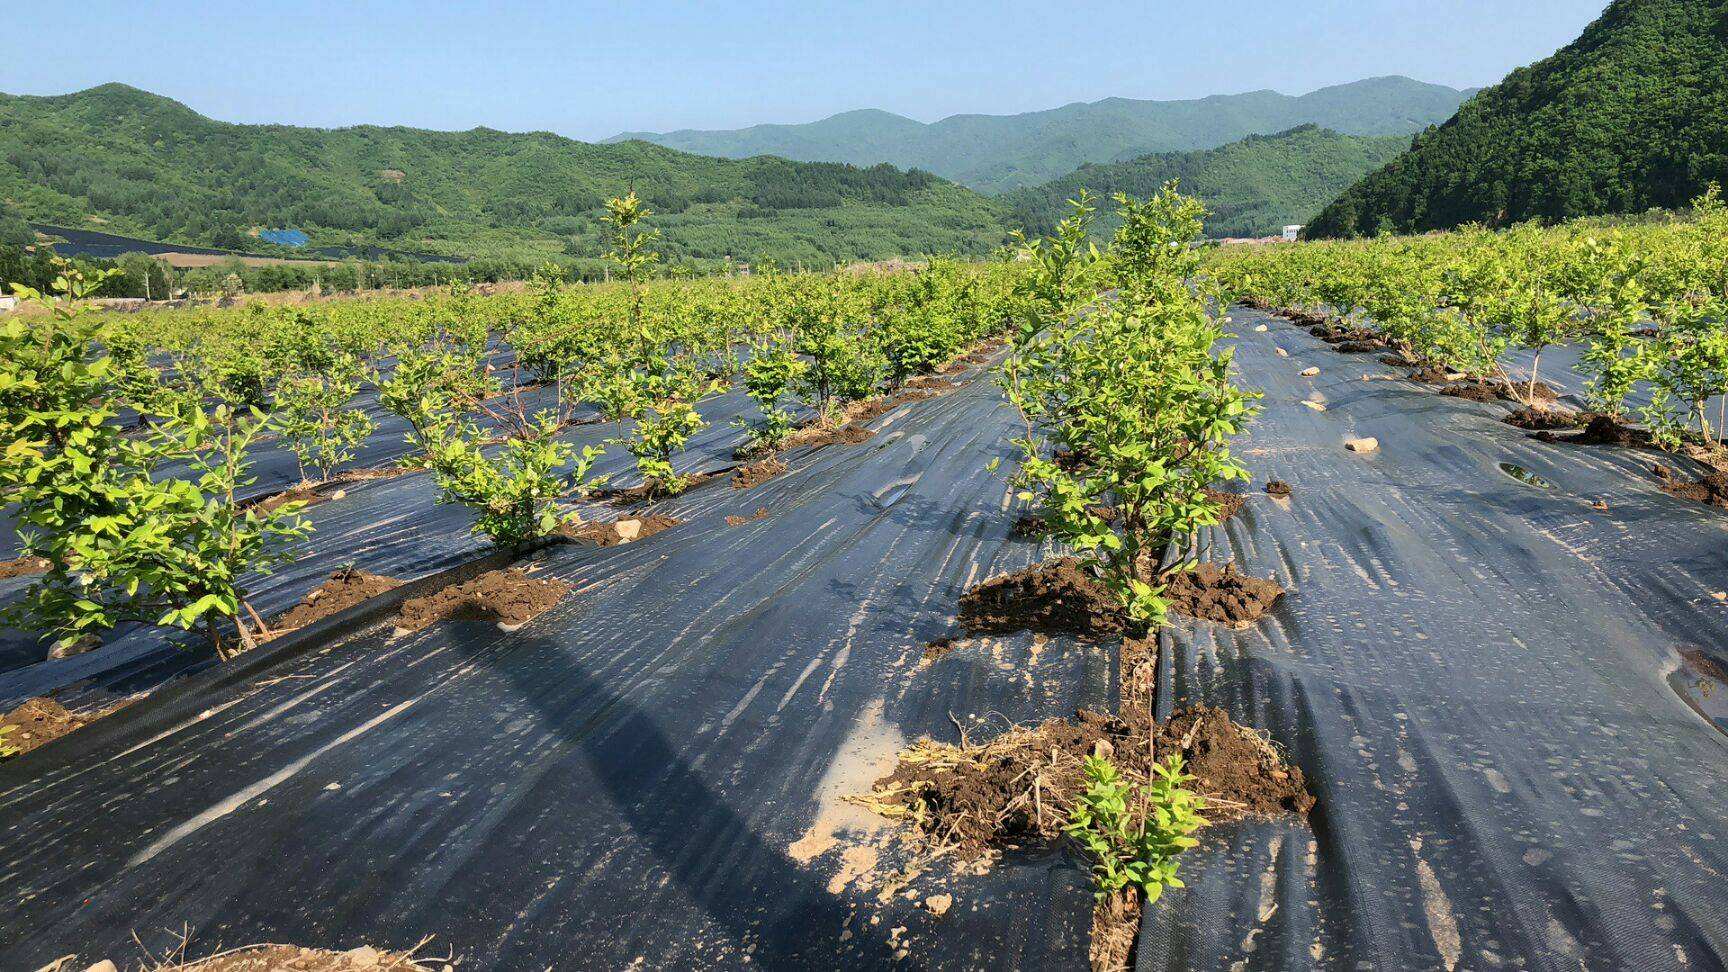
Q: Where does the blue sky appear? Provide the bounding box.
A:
[3,1,1607,141]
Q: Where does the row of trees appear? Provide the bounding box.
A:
[1216,188,1728,449]
[1,197,1022,654]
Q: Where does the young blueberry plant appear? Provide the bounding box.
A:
[736,339,806,452]
[0,262,309,657]
[276,345,375,484]
[1065,753,1206,904]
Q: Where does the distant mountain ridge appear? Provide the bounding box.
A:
[1308,0,1728,237]
[608,76,1476,193]
[0,83,1011,266]
[1006,125,1413,239]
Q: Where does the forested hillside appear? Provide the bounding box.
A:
[1307,0,1728,237]
[0,84,1011,266]
[609,77,1472,193]
[1007,126,1410,239]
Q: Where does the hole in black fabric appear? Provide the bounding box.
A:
[1498,462,1554,490]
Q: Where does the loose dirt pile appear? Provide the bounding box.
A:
[725,508,770,527]
[1204,488,1246,521]
[1264,480,1293,498]
[1439,381,1503,403]
[395,569,571,633]
[561,514,680,547]
[731,456,786,489]
[1652,465,1728,508]
[1505,406,1584,431]
[1163,562,1285,626]
[598,470,725,506]
[0,697,127,758]
[958,559,1128,637]
[1535,413,1649,448]
[0,555,49,579]
[268,568,405,638]
[855,705,1311,860]
[252,484,327,514]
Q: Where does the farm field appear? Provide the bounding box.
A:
[1,178,1726,972]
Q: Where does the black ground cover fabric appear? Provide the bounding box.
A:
[1138,308,1728,971]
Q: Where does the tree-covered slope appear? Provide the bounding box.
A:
[0,84,1011,265]
[1308,0,1728,238]
[609,77,1472,193]
[1005,126,1411,239]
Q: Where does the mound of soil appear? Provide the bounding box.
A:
[0,555,49,580]
[268,568,405,638]
[1379,353,1416,368]
[859,704,1311,860]
[732,456,786,489]
[849,388,943,423]
[725,507,770,527]
[1162,562,1284,626]
[903,375,959,392]
[1332,340,1384,354]
[1537,414,1650,448]
[1652,465,1728,508]
[0,697,112,758]
[1204,488,1246,521]
[1405,366,1452,384]
[958,558,1128,637]
[1439,381,1503,403]
[1505,406,1584,430]
[1264,480,1293,498]
[561,514,681,547]
[395,568,571,633]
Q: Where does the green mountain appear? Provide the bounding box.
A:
[0,84,1011,266]
[1308,0,1728,238]
[607,77,1473,194]
[1006,126,1412,239]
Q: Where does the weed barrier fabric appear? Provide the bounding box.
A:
[1137,308,1728,971]
[0,357,1113,969]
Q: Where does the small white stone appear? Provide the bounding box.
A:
[1253,324,1268,332]
[1300,367,1320,377]
[1302,401,1327,411]
[924,893,954,916]
[1345,437,1380,454]
[82,961,118,972]
[1275,348,1289,358]
[611,519,643,543]
[344,946,383,969]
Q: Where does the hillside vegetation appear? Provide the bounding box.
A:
[609,77,1471,193]
[0,84,1010,266]
[1308,0,1728,237]
[1006,126,1410,239]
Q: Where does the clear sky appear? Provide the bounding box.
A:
[3,1,1607,141]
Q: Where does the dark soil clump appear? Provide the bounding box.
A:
[725,507,770,527]
[958,558,1128,637]
[268,567,404,638]
[1405,365,1452,384]
[1205,488,1246,521]
[395,568,571,632]
[732,456,786,489]
[1163,562,1284,626]
[1010,512,1049,538]
[1538,413,1650,448]
[1439,381,1502,403]
[1332,340,1384,354]
[0,697,126,757]
[1264,480,1293,498]
[1506,406,1584,430]
[1652,465,1728,508]
[0,555,49,580]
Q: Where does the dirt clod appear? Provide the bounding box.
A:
[1264,480,1293,498]
[958,558,1127,637]
[1162,562,1284,626]
[726,507,771,527]
[562,514,679,547]
[1439,381,1502,403]
[732,457,786,489]
[1204,488,1246,521]
[1653,465,1728,508]
[0,697,126,758]
[0,555,49,580]
[268,568,404,639]
[1505,406,1584,430]
[395,568,571,633]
